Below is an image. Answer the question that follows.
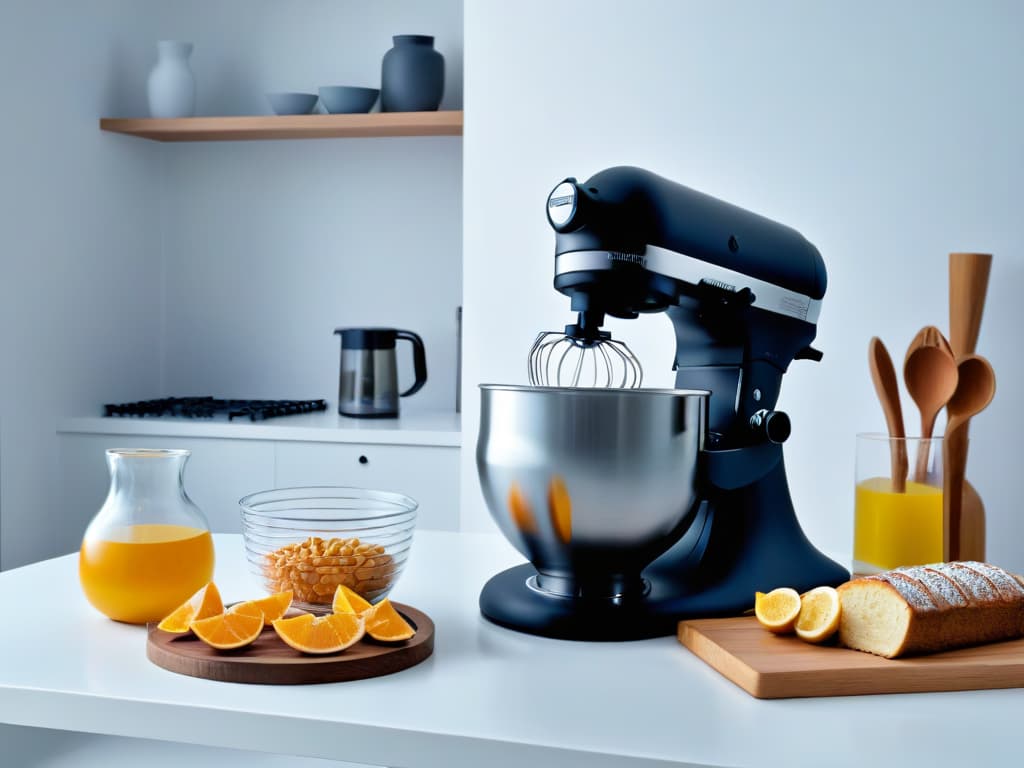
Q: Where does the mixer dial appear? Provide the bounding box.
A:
[749,409,791,444]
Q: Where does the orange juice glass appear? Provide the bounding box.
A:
[79,449,214,623]
[853,434,943,575]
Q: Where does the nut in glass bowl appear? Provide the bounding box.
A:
[239,487,417,613]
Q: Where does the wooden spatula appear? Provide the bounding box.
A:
[868,337,907,493]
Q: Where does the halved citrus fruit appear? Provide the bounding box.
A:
[228,591,292,626]
[190,610,264,650]
[365,598,415,642]
[272,612,365,654]
[795,585,841,644]
[157,582,224,634]
[332,583,372,615]
[754,587,801,634]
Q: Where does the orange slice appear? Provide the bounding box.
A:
[365,598,415,642]
[228,590,292,626]
[157,582,224,634]
[272,612,365,654]
[795,586,841,644]
[332,583,372,615]
[754,587,801,634]
[227,601,262,619]
[190,610,264,650]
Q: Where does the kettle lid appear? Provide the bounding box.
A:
[334,327,397,349]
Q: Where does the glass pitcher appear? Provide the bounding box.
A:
[79,448,215,623]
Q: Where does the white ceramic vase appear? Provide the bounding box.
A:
[147,41,196,118]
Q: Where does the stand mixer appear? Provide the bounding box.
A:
[477,166,849,640]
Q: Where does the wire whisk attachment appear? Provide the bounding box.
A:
[528,330,643,388]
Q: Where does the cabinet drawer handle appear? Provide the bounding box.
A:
[358,455,369,465]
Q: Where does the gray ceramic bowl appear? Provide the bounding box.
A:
[318,86,380,114]
[477,385,708,598]
[266,92,318,116]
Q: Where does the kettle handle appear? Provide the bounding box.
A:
[396,330,428,397]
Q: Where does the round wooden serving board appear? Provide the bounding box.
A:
[147,602,434,685]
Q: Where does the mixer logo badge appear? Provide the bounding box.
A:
[548,195,574,209]
[608,251,647,267]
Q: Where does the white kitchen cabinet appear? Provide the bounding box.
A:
[57,412,462,555]
[275,442,459,531]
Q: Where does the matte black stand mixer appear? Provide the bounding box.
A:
[477,166,849,640]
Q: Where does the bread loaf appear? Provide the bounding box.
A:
[837,561,1024,658]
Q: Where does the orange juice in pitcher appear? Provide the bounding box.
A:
[80,523,213,624]
[79,449,214,624]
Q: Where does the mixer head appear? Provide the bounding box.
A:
[528,311,643,388]
[544,167,827,437]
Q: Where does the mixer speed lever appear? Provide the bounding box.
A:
[795,346,824,362]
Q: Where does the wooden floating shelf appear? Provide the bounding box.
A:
[99,110,463,142]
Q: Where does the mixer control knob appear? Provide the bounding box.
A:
[749,409,791,444]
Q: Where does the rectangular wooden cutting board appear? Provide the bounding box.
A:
[678,616,1024,699]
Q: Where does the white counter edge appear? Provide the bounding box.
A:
[0,689,693,768]
[57,413,463,448]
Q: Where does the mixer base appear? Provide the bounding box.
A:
[481,564,699,641]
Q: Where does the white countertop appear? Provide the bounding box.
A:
[0,531,1020,767]
[58,409,462,447]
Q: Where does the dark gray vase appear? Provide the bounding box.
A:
[381,35,445,112]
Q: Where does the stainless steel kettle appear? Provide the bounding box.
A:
[333,328,427,417]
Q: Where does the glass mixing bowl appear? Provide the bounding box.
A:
[240,486,417,613]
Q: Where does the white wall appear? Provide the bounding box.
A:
[0,0,464,568]
[0,1,165,568]
[154,0,464,412]
[462,1,1024,571]
[159,138,463,411]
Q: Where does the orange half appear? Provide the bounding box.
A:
[332,584,372,615]
[365,598,415,642]
[157,582,224,634]
[190,610,263,650]
[272,612,365,654]
[229,590,293,626]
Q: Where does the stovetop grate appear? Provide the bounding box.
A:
[104,397,328,422]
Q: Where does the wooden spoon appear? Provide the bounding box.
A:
[949,252,993,560]
[868,337,908,493]
[942,354,996,561]
[903,327,958,482]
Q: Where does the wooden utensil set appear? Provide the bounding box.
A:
[868,252,994,561]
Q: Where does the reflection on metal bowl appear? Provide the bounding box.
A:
[477,384,707,599]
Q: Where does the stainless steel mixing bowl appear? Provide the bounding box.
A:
[477,384,708,599]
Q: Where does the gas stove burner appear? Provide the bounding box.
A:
[104,397,328,422]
